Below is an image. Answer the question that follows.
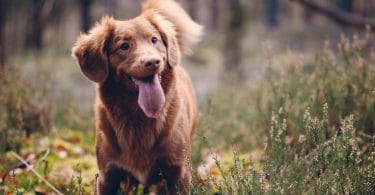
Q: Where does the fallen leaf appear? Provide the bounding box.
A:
[62,134,81,144]
[55,144,68,159]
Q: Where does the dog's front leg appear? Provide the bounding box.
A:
[96,166,139,195]
[156,164,190,195]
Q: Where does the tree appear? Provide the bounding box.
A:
[338,0,353,27]
[25,0,47,50]
[224,0,245,82]
[291,0,375,28]
[186,0,198,21]
[79,0,93,33]
[209,0,220,30]
[339,0,353,13]
[102,0,118,16]
[266,0,279,27]
[0,0,6,66]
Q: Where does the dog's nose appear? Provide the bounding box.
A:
[144,58,161,70]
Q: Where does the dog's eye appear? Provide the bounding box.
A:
[151,37,158,44]
[120,42,130,50]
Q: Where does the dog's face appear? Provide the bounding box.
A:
[110,18,167,86]
[72,14,180,118]
[73,0,203,119]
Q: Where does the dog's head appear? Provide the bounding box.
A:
[72,0,202,118]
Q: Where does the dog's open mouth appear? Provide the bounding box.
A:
[128,74,165,118]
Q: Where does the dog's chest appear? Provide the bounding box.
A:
[117,143,155,185]
[107,108,168,184]
[114,124,162,184]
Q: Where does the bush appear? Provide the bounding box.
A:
[0,66,51,153]
[259,33,375,137]
[192,32,375,193]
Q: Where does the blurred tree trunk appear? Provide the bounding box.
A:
[49,0,65,47]
[25,0,46,50]
[0,0,6,67]
[102,0,118,16]
[224,0,245,82]
[266,0,279,27]
[291,0,375,28]
[209,0,220,30]
[304,0,313,24]
[187,0,198,21]
[339,0,353,27]
[340,0,353,12]
[79,0,93,33]
[304,9,313,24]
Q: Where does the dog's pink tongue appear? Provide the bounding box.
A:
[136,75,165,118]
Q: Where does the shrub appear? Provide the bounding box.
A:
[259,33,375,137]
[192,31,375,193]
[0,66,51,153]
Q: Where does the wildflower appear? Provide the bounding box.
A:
[288,183,294,190]
[323,103,328,119]
[259,171,268,190]
[341,115,355,137]
[298,134,306,143]
[281,119,287,133]
[270,111,276,140]
[303,107,311,124]
[312,153,319,162]
[277,119,287,142]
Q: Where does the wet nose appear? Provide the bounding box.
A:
[144,58,161,70]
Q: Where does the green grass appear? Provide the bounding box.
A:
[0,32,374,194]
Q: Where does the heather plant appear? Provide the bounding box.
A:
[259,31,374,136]
[263,108,375,194]
[191,31,375,193]
[192,104,374,194]
[0,66,51,153]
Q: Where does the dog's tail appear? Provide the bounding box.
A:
[142,0,203,54]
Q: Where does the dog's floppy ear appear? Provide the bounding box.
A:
[72,16,115,83]
[148,14,180,67]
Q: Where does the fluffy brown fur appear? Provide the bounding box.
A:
[71,0,202,194]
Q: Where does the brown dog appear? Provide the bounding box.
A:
[72,0,202,194]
